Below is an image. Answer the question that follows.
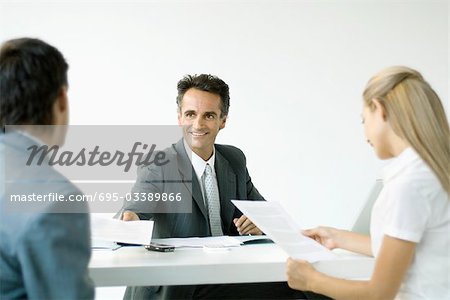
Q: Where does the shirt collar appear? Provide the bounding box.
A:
[183,139,216,176]
[8,129,46,147]
[381,147,420,183]
[16,130,46,147]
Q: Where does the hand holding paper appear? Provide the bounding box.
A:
[233,215,263,235]
[232,200,337,262]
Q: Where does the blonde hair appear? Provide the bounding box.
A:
[363,66,450,194]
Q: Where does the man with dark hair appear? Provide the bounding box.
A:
[0,38,69,126]
[176,74,230,117]
[0,38,94,299]
[122,74,304,299]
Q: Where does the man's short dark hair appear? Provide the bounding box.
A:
[176,74,230,118]
[0,38,69,127]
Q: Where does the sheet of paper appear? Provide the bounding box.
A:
[152,236,242,248]
[91,239,122,251]
[91,216,153,245]
[232,200,337,262]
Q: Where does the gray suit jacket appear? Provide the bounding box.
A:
[122,139,265,299]
[0,133,94,300]
[124,139,265,237]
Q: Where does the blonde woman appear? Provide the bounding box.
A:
[286,66,450,300]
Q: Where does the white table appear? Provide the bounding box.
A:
[89,241,374,287]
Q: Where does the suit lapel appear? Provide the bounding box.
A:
[215,150,237,230]
[174,140,208,221]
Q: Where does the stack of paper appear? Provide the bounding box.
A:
[232,200,337,262]
[91,239,122,251]
[91,216,154,245]
[151,236,242,248]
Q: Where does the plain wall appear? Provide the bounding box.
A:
[1,0,448,229]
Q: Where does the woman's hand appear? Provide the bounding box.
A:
[286,258,317,291]
[302,226,341,250]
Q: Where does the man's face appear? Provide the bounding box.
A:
[178,88,227,160]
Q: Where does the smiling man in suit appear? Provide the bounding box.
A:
[121,74,304,299]
[123,74,263,239]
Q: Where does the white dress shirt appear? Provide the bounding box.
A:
[183,139,220,207]
[370,147,449,300]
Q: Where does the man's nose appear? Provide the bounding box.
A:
[192,116,205,129]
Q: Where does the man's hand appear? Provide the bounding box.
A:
[121,211,140,221]
[233,215,263,235]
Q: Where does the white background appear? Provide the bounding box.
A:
[1,0,448,298]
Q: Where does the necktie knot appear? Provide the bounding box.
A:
[204,163,212,176]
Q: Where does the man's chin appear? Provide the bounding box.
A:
[190,142,207,151]
[187,136,208,147]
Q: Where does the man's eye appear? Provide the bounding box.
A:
[206,114,215,120]
[185,113,194,118]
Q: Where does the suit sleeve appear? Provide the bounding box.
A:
[245,167,265,201]
[18,212,94,300]
[237,149,264,201]
[229,148,265,226]
[122,164,164,220]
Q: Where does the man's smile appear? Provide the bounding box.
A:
[189,131,208,137]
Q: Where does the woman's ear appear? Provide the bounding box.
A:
[371,99,387,121]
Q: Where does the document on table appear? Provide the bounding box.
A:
[91,216,154,245]
[152,236,242,248]
[232,200,337,262]
[91,239,122,251]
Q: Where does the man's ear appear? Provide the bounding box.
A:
[219,115,227,130]
[372,99,387,121]
[52,86,68,125]
[57,87,68,112]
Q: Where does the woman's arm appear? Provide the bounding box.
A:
[335,230,372,256]
[287,235,416,300]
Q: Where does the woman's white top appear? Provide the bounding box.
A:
[370,147,449,300]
